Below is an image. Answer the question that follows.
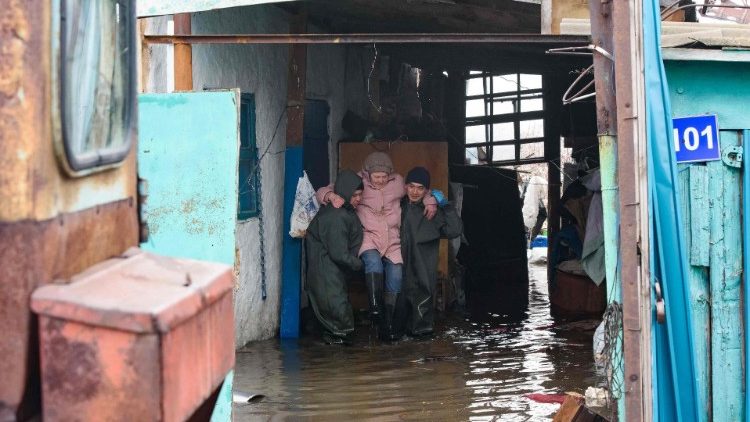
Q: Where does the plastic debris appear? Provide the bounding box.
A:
[584,387,609,408]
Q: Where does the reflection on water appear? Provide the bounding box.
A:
[234,263,600,421]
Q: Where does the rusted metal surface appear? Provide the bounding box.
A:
[39,318,162,421]
[143,33,591,45]
[173,13,193,91]
[0,199,138,419]
[612,0,648,420]
[588,0,617,135]
[286,13,307,148]
[1,0,137,223]
[31,250,235,421]
[0,0,47,223]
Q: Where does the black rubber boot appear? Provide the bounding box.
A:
[380,292,406,342]
[322,331,354,346]
[365,273,384,322]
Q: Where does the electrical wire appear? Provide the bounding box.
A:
[239,106,288,195]
[367,43,383,114]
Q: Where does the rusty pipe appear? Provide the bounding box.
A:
[142,33,590,45]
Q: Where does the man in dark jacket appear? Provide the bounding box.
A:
[305,170,364,345]
[400,167,463,338]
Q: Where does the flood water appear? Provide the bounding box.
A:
[233,260,601,421]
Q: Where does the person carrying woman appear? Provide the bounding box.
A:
[306,170,365,345]
[316,151,437,341]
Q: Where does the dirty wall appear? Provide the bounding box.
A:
[142,5,372,347]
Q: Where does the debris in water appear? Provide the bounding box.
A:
[411,355,460,364]
[553,393,608,422]
[584,387,609,408]
[524,393,568,404]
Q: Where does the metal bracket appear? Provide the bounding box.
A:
[137,178,149,243]
[546,44,614,61]
[722,146,743,168]
[654,281,666,324]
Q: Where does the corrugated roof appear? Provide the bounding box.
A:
[560,18,750,49]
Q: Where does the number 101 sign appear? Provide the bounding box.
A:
[672,114,720,164]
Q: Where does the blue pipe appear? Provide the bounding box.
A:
[280,147,304,338]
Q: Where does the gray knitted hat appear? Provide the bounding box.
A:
[363,151,394,174]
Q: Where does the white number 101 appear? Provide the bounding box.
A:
[673,126,714,152]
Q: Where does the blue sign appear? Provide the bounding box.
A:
[672,114,720,163]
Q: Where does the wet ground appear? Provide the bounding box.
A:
[234,261,601,421]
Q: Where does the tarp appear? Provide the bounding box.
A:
[137,0,298,17]
[644,0,701,420]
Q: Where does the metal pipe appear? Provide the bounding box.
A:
[142,33,590,45]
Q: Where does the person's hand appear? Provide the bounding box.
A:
[424,203,437,220]
[431,189,448,207]
[327,193,345,208]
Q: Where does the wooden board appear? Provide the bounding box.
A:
[677,164,710,419]
[707,133,743,421]
[338,141,451,307]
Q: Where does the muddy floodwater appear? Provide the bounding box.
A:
[234,261,601,421]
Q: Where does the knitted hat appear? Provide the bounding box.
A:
[363,151,394,174]
[406,166,431,189]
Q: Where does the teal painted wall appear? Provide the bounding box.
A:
[666,59,750,422]
[138,91,239,266]
[666,60,750,130]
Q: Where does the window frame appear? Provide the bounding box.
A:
[463,72,547,166]
[52,0,137,177]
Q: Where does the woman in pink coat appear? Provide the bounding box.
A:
[317,152,436,340]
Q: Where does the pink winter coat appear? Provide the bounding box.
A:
[316,171,436,264]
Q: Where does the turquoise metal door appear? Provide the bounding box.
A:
[138,90,240,421]
[138,91,239,266]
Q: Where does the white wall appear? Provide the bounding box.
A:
[191,5,289,347]
[142,5,373,347]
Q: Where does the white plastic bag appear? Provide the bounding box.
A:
[289,172,319,238]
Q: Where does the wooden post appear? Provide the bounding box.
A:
[173,14,192,91]
[445,72,467,166]
[285,13,307,148]
[544,73,561,285]
[280,11,307,339]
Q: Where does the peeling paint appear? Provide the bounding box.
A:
[138,91,238,267]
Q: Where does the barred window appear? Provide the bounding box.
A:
[464,73,545,165]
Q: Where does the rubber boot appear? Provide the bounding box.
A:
[380,292,406,342]
[365,273,384,322]
[322,331,354,346]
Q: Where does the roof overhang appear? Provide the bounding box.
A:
[137,0,298,17]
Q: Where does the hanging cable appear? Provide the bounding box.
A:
[367,43,383,114]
